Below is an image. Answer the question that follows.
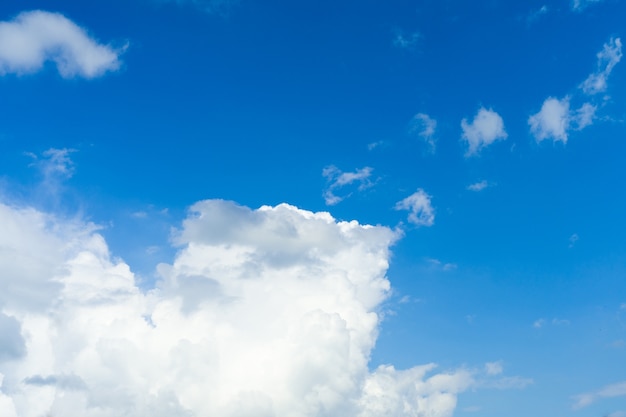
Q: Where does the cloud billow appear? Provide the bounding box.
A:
[0,199,496,417]
[0,10,123,78]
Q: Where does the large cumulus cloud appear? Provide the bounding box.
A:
[0,199,508,417]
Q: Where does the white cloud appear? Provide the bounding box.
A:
[569,233,579,248]
[322,165,374,205]
[571,0,604,11]
[395,189,435,227]
[581,38,623,95]
[533,318,546,328]
[484,361,503,376]
[1,198,532,417]
[466,180,489,192]
[409,113,437,151]
[461,108,507,156]
[0,10,123,78]
[573,381,626,409]
[528,97,596,143]
[393,31,420,49]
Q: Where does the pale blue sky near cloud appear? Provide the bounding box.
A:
[0,0,625,416]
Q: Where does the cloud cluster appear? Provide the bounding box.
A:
[0,10,123,78]
[529,38,621,143]
[571,0,604,11]
[0,198,526,417]
[322,165,374,205]
[461,108,507,156]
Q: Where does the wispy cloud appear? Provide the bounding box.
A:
[158,0,241,15]
[395,189,435,227]
[571,0,604,11]
[393,30,421,49]
[580,38,623,95]
[0,10,124,78]
[409,113,437,151]
[467,180,490,192]
[322,165,374,205]
[569,233,579,248]
[534,317,570,328]
[573,381,626,409]
[461,108,507,156]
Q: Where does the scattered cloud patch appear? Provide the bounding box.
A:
[467,180,489,192]
[393,31,420,49]
[427,258,457,271]
[534,317,570,328]
[527,5,549,23]
[322,165,374,205]
[395,189,435,227]
[528,97,596,143]
[571,0,604,11]
[569,233,579,248]
[573,381,626,409]
[409,113,437,151]
[367,140,385,151]
[461,108,507,156]
[0,199,530,416]
[0,10,124,78]
[580,38,623,95]
[485,361,503,376]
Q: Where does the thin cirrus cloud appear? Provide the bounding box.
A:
[0,10,124,78]
[395,189,435,227]
[529,38,621,143]
[572,381,626,409]
[0,199,529,417]
[571,0,604,11]
[461,107,507,156]
[409,113,437,151]
[322,165,374,205]
[580,37,623,95]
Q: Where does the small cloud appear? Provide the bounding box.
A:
[467,180,489,192]
[146,246,160,255]
[620,303,626,310]
[569,233,579,248]
[552,318,570,326]
[461,107,507,156]
[534,317,570,328]
[571,0,604,11]
[393,31,421,49]
[580,38,622,95]
[463,406,482,413]
[409,113,437,151]
[527,5,549,23]
[572,381,626,409]
[485,361,503,376]
[367,140,386,151]
[395,189,435,227]
[322,165,374,205]
[132,211,148,219]
[427,258,457,271]
[0,10,124,78]
[29,148,75,180]
[528,97,595,143]
[533,318,546,328]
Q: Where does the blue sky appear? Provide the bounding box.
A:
[0,0,625,416]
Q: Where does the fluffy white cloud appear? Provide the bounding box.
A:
[0,10,123,78]
[580,38,622,95]
[528,97,596,143]
[573,381,626,409]
[461,108,507,156]
[395,189,435,227]
[0,198,531,417]
[409,113,437,151]
[322,165,374,205]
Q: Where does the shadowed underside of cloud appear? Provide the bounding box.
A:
[0,198,530,417]
[0,10,123,78]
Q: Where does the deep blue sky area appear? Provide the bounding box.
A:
[0,1,625,416]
